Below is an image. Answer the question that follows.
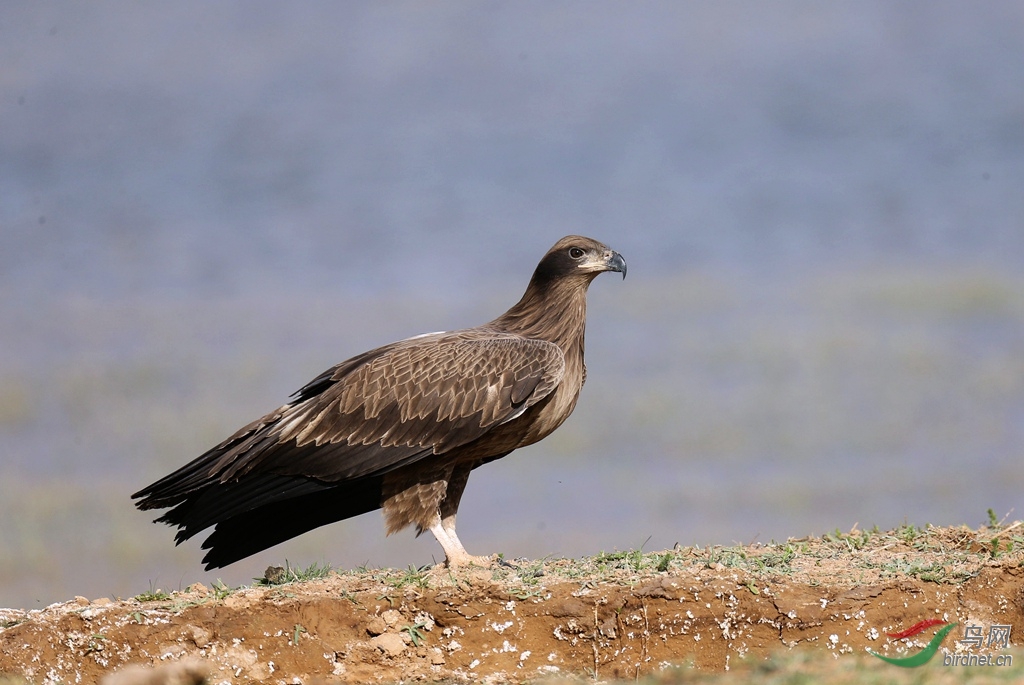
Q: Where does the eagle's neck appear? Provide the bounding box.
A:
[492,277,591,358]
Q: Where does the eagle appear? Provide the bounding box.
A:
[133,235,626,569]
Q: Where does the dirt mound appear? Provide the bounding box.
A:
[1,523,1022,683]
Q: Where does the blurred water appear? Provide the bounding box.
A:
[2,2,1023,608]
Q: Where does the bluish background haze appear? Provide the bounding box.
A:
[2,2,1023,609]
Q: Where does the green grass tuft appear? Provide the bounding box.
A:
[255,560,334,586]
[134,582,171,602]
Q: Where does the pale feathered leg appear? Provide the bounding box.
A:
[431,465,491,567]
[428,515,491,567]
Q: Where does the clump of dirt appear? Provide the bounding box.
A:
[1,523,1022,684]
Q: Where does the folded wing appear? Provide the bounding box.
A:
[131,331,565,541]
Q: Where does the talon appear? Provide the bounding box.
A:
[445,552,496,569]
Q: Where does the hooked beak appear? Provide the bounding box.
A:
[605,251,627,279]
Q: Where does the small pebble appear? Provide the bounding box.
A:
[371,632,407,657]
[366,617,387,636]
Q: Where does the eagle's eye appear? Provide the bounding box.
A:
[569,247,585,260]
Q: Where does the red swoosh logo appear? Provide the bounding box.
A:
[886,619,947,639]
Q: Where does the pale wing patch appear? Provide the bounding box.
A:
[499,402,531,425]
[402,331,447,342]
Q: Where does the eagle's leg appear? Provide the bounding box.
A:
[427,515,491,568]
[383,464,490,567]
[433,465,491,568]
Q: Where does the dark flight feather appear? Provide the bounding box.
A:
[133,235,625,569]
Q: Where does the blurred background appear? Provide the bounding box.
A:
[2,2,1023,610]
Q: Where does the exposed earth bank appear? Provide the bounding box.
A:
[1,523,1022,684]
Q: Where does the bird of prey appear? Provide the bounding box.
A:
[133,235,626,569]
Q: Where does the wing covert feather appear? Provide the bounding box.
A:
[233,333,565,482]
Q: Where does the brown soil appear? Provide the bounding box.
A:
[1,523,1022,684]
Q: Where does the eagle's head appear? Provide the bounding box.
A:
[530,235,627,287]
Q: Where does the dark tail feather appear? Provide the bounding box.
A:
[157,474,332,543]
[197,476,385,570]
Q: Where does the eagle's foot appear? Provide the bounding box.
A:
[428,518,494,569]
[443,551,496,569]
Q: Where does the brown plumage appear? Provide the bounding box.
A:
[132,236,626,569]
